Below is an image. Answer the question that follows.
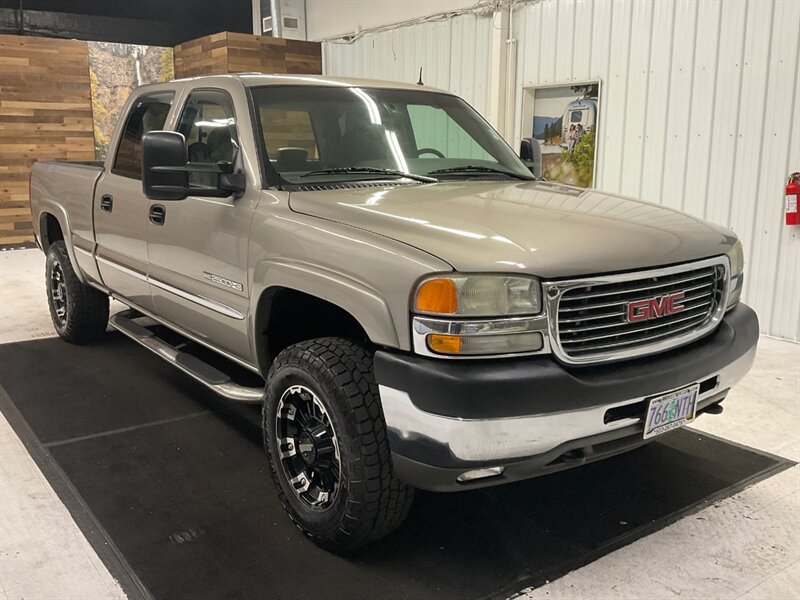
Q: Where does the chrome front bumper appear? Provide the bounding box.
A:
[379,345,754,465]
[375,303,759,491]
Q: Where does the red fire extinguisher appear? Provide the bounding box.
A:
[787,172,800,226]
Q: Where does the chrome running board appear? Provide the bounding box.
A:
[109,310,264,404]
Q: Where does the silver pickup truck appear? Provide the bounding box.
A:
[30,74,758,551]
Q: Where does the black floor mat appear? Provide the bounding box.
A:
[0,335,791,600]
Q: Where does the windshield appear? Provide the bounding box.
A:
[249,85,533,185]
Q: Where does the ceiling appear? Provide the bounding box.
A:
[0,0,253,47]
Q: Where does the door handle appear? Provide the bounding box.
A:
[149,204,166,226]
[100,195,113,212]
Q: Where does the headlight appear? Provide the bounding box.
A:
[726,241,744,309]
[414,274,542,317]
[412,274,546,358]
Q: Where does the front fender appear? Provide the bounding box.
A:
[249,259,400,351]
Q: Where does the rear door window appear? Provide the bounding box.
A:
[112,92,174,179]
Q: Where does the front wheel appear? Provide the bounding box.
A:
[263,337,414,552]
[45,241,109,343]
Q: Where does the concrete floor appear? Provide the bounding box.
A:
[1,248,798,600]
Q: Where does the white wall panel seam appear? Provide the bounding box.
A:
[617,3,635,192]
[569,0,577,79]
[596,0,615,190]
[655,0,678,206]
[724,0,750,230]
[636,2,656,199]
[537,2,544,83]
[701,3,725,221]
[678,0,701,213]
[587,0,595,80]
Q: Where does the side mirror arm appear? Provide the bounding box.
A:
[150,161,246,197]
[218,171,246,196]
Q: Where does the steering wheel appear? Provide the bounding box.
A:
[416,147,445,158]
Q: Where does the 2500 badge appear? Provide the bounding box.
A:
[203,272,244,292]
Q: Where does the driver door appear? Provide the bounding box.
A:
[146,89,256,363]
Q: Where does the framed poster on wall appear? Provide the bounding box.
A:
[520,81,601,188]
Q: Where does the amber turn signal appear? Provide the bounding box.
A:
[415,278,458,314]
[427,334,462,354]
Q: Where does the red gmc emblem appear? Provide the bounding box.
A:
[626,292,686,323]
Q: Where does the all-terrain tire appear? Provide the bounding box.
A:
[263,337,414,552]
[45,241,109,344]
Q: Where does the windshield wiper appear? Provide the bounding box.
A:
[301,166,437,183]
[427,165,532,180]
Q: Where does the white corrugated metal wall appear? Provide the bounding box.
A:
[323,0,800,341]
[323,12,495,117]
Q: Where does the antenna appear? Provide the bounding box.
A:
[417,67,424,86]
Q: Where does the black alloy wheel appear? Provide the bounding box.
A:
[263,337,415,552]
[49,259,68,325]
[275,384,341,509]
[45,240,109,343]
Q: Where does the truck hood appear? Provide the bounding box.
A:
[288,181,737,279]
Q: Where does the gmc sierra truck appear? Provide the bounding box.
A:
[30,74,758,552]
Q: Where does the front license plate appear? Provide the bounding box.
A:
[643,384,700,439]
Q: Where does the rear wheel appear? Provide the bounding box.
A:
[45,241,109,343]
[263,337,414,552]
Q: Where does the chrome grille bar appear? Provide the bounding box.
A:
[563,319,704,354]
[544,256,730,365]
[560,305,713,343]
[557,283,714,312]
[561,269,716,301]
[558,309,627,323]
[559,300,712,334]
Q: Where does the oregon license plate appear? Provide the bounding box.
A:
[643,384,700,439]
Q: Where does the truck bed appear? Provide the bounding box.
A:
[30,159,104,265]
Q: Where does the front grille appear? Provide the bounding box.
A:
[553,259,727,363]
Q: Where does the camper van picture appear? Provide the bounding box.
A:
[561,97,597,148]
[529,82,600,188]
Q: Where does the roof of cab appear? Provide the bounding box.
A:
[170,72,450,93]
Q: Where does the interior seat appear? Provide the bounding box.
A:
[207,127,234,163]
[188,141,210,163]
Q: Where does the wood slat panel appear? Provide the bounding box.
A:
[173,32,321,78]
[0,34,95,247]
[173,32,229,77]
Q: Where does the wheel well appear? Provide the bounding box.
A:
[40,213,64,251]
[255,287,369,373]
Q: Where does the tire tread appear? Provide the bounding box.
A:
[263,337,414,551]
[46,241,108,344]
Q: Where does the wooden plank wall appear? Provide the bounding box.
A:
[0,32,319,247]
[174,32,322,78]
[0,34,95,247]
[173,32,230,77]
